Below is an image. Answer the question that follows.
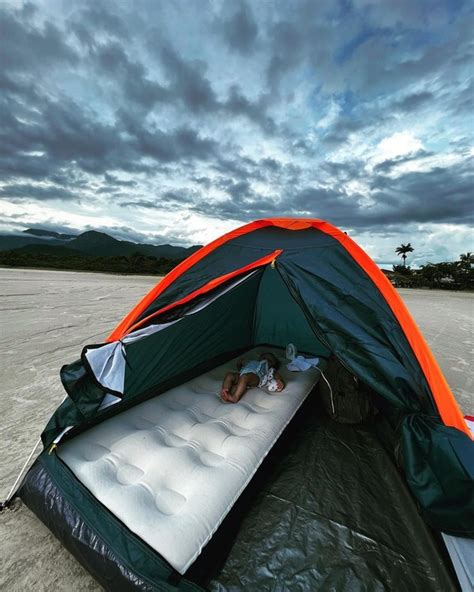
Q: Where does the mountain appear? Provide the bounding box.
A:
[0,228,201,260]
[0,234,65,251]
[23,228,77,240]
[0,228,76,251]
[66,230,200,259]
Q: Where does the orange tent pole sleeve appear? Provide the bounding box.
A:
[124,249,283,336]
[106,219,272,343]
[106,217,470,437]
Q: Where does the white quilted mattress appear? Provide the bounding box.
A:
[58,346,323,574]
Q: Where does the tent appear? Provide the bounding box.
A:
[10,218,473,590]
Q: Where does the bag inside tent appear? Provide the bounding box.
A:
[10,219,473,591]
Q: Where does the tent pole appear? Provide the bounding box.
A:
[1,436,43,511]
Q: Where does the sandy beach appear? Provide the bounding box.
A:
[0,268,472,591]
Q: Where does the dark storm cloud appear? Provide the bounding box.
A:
[225,85,275,133]
[212,156,257,182]
[260,157,281,172]
[162,190,196,204]
[392,91,434,112]
[320,117,371,146]
[0,5,77,73]
[93,42,169,109]
[448,79,474,114]
[225,180,252,200]
[291,186,357,221]
[288,158,474,230]
[159,45,219,113]
[369,161,474,226]
[340,14,474,98]
[190,190,281,221]
[157,45,275,131]
[192,153,474,230]
[120,199,157,209]
[89,39,276,132]
[125,125,216,169]
[0,183,79,201]
[74,3,128,39]
[0,71,218,184]
[120,188,198,210]
[220,2,258,55]
[266,21,306,93]
[103,173,136,188]
[322,160,366,182]
[372,150,433,174]
[0,2,273,198]
[193,176,212,189]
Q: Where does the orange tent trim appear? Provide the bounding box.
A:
[125,249,283,335]
[107,218,470,438]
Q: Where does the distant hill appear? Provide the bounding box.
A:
[67,230,200,259]
[14,244,93,257]
[0,228,201,260]
[0,234,65,251]
[23,228,77,241]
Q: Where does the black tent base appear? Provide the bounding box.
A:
[19,392,458,591]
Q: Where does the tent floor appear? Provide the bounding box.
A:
[187,395,457,591]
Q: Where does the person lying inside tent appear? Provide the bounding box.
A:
[220,352,285,403]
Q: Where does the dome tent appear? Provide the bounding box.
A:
[12,218,473,590]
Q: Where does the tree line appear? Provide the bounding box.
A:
[392,244,473,290]
[0,249,178,275]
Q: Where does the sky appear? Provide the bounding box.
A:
[0,0,473,267]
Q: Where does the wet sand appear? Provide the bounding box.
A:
[0,269,472,591]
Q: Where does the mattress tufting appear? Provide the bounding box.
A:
[58,346,323,574]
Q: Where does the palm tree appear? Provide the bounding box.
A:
[395,243,414,267]
[459,252,473,267]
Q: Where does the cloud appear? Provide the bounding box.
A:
[93,42,169,109]
[220,2,258,55]
[0,6,77,73]
[369,160,474,226]
[372,150,433,174]
[374,132,424,165]
[73,3,128,39]
[392,91,434,112]
[0,183,80,202]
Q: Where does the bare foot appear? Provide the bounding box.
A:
[220,389,241,403]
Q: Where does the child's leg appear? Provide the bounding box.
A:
[221,372,238,401]
[226,373,259,403]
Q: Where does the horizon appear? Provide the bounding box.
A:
[2,223,468,269]
[1,0,473,266]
